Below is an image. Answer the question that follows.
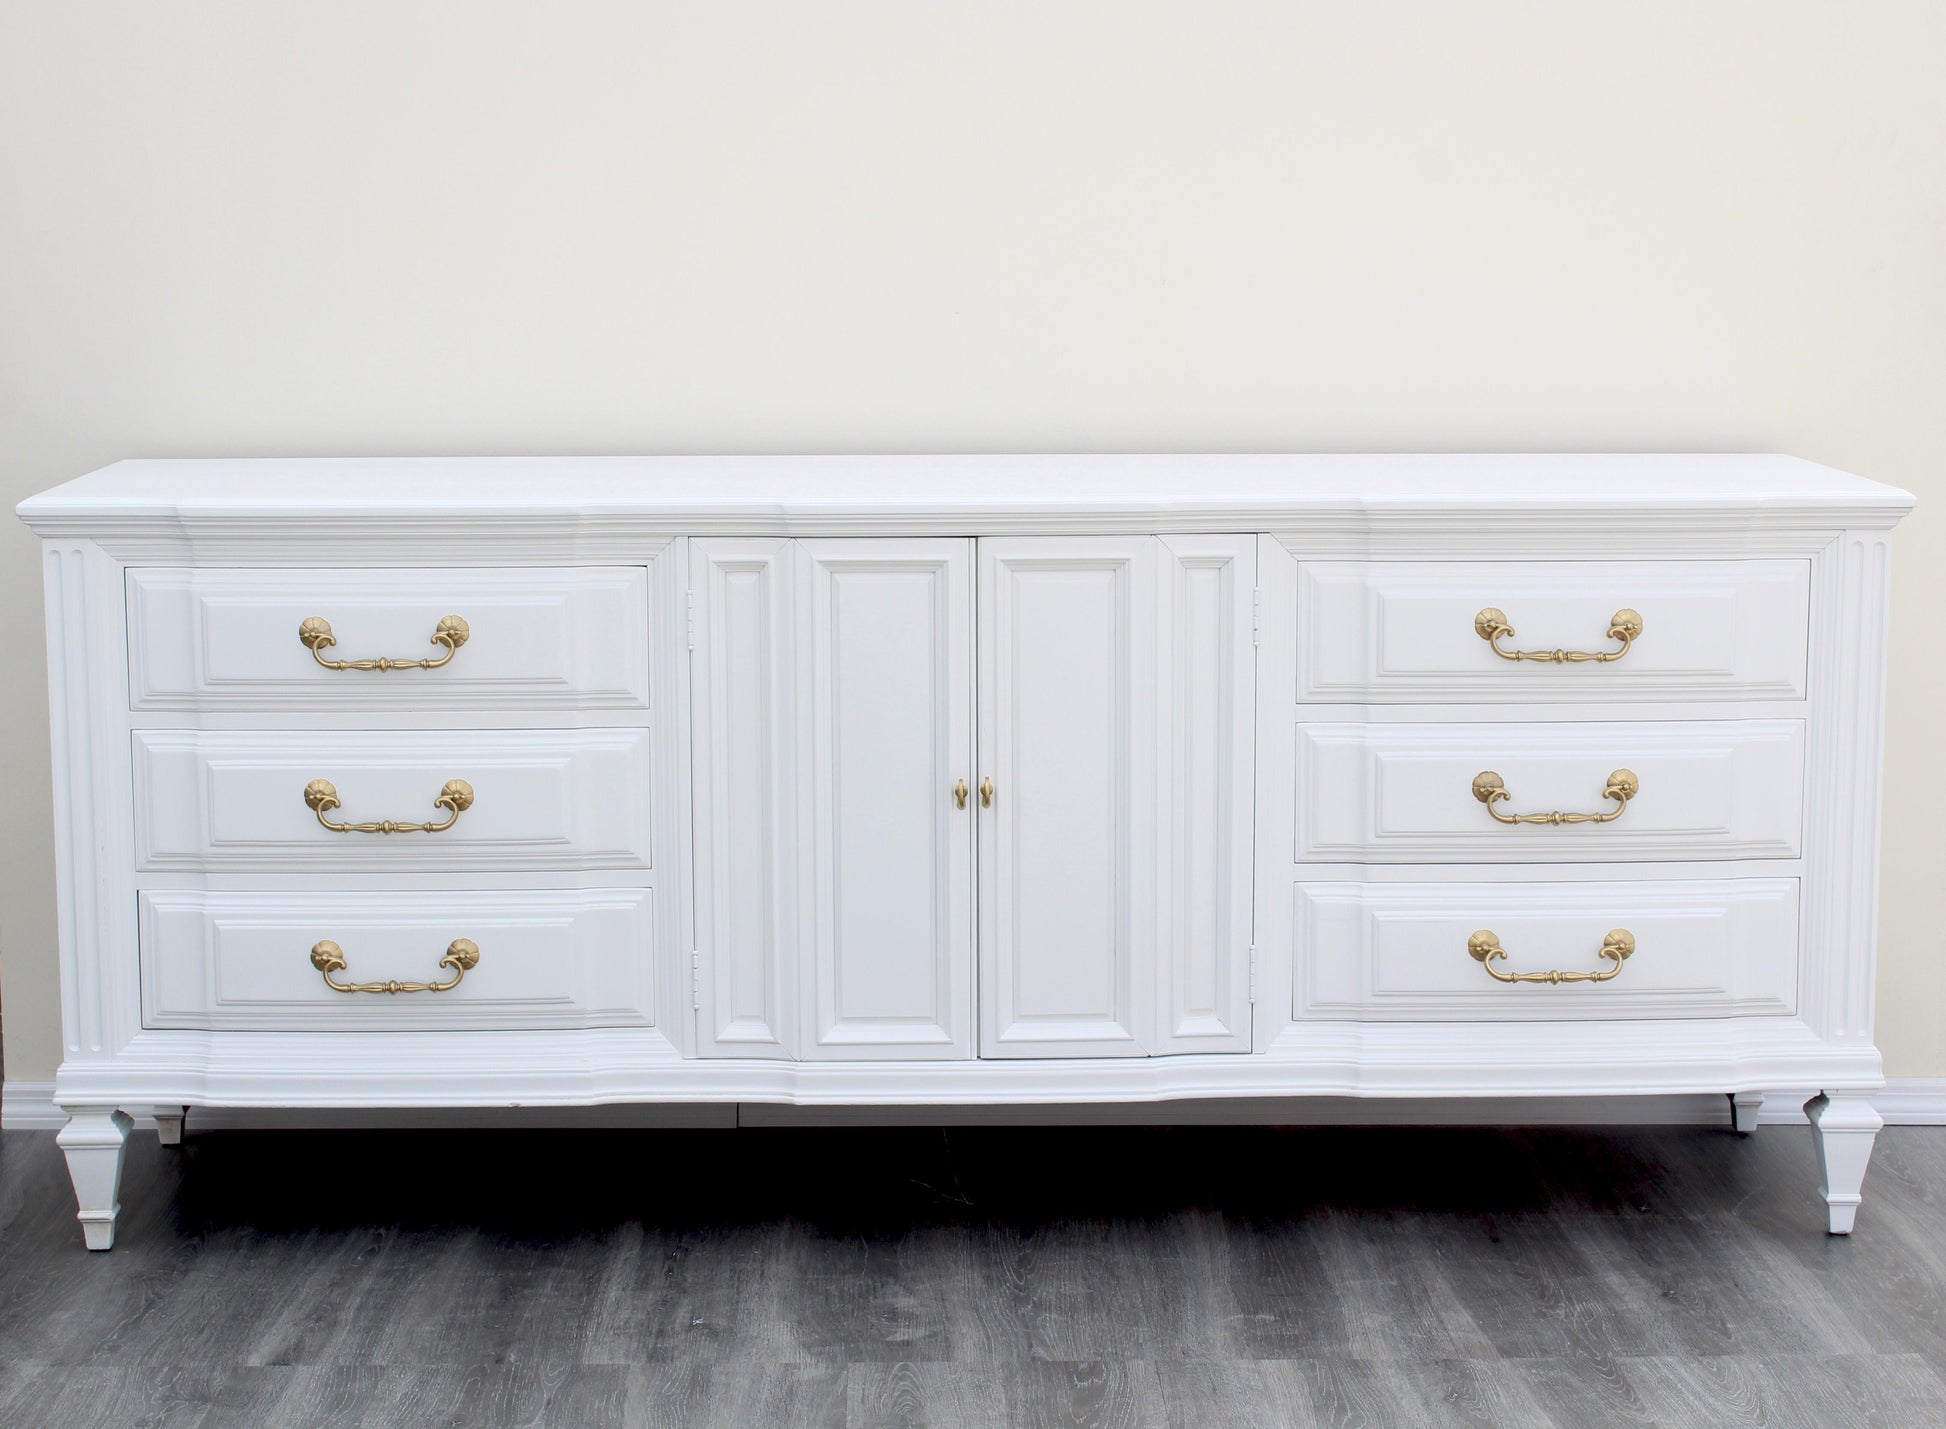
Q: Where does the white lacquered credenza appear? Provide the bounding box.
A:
[15,455,1913,1247]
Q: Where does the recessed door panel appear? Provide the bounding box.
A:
[803,540,974,1058]
[979,537,1156,1056]
[1153,536,1256,1053]
[690,538,799,1057]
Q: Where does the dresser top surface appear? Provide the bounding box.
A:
[17,453,1913,534]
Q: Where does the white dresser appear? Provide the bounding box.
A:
[16,455,1913,1247]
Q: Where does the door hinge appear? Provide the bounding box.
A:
[686,591,697,651]
[1251,587,1262,647]
[690,950,702,1010]
[1247,944,1258,1004]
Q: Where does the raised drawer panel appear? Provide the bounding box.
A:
[1296,877,1798,1020]
[1297,560,1809,702]
[134,728,652,872]
[1297,719,1805,862]
[127,566,653,713]
[140,888,654,1030]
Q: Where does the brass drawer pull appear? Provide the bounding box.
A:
[954,779,969,810]
[300,615,469,671]
[1474,607,1641,664]
[1468,928,1634,985]
[1472,768,1638,825]
[980,777,994,808]
[310,938,479,994]
[304,778,475,834]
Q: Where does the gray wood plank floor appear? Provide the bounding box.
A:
[1,1119,1943,1427]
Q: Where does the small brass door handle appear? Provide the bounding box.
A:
[1474,607,1641,664]
[954,779,969,810]
[304,778,475,834]
[310,938,480,994]
[1468,928,1635,985]
[1472,769,1638,825]
[300,615,469,671]
[980,777,994,808]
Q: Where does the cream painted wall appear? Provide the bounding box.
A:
[2,2,1942,1083]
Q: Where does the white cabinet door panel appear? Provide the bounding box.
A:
[803,540,974,1058]
[1152,536,1256,1053]
[1297,719,1805,862]
[979,537,1157,1057]
[1297,560,1810,703]
[1297,877,1798,1020]
[690,539,800,1057]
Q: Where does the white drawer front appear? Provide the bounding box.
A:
[127,566,652,712]
[140,888,655,1030]
[1297,720,1804,862]
[1297,560,1809,702]
[1297,877,1798,1020]
[134,728,652,872]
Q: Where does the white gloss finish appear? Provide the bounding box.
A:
[1298,559,1811,703]
[139,887,657,1031]
[55,1107,131,1250]
[133,726,654,873]
[802,539,975,1059]
[126,566,654,713]
[978,535,1157,1057]
[1296,877,1799,1020]
[15,454,1913,1248]
[1296,719,1806,862]
[1806,1092,1884,1234]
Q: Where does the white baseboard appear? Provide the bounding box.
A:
[7,1080,1946,1131]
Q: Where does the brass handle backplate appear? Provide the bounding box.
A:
[954,779,969,810]
[1474,607,1641,664]
[980,777,994,808]
[304,778,475,834]
[1472,769,1638,825]
[310,938,480,994]
[1468,928,1635,985]
[300,615,469,671]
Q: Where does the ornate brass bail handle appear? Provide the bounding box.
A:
[1474,607,1641,664]
[1468,928,1635,985]
[310,938,480,994]
[1472,769,1639,825]
[300,615,469,671]
[304,778,475,833]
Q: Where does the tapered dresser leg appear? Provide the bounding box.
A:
[153,1107,186,1146]
[1729,1091,1765,1134]
[1805,1091,1882,1235]
[56,1106,133,1250]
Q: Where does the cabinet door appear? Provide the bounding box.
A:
[690,538,975,1060]
[801,540,975,1058]
[977,535,1256,1058]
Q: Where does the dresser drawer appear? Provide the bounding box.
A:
[1296,877,1798,1020]
[126,566,653,712]
[1297,719,1804,862]
[1297,560,1809,702]
[133,728,652,872]
[139,888,655,1030]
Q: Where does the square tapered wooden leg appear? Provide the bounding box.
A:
[57,1106,133,1250]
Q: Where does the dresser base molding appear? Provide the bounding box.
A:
[22,1082,1946,1131]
